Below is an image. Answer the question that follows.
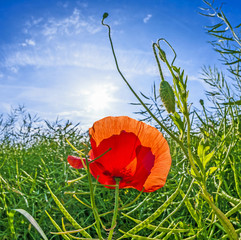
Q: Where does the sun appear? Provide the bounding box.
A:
[87,84,116,112]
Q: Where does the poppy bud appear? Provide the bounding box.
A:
[159,49,166,62]
[159,80,175,113]
[102,12,109,20]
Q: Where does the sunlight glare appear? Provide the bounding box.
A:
[87,84,116,112]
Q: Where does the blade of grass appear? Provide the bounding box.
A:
[12,209,48,240]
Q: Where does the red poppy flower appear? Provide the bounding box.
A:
[67,116,171,192]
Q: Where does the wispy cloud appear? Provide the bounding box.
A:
[143,14,152,23]
[0,5,162,128]
[3,42,160,78]
[1,7,161,77]
[21,39,36,47]
[41,8,101,39]
[0,78,122,129]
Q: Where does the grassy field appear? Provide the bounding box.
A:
[0,102,240,240]
[1,1,241,239]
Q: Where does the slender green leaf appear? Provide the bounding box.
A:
[12,209,48,240]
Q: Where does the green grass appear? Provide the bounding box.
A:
[0,102,240,239]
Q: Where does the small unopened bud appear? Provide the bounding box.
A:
[102,12,109,21]
[159,81,175,113]
[159,49,166,62]
[200,99,204,106]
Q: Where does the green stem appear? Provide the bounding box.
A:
[107,178,120,240]
[210,4,241,48]
[160,52,201,179]
[202,187,238,240]
[152,43,165,81]
[184,91,237,239]
[86,160,103,240]
[99,189,144,217]
[101,19,188,160]
[186,114,202,179]
[0,179,16,239]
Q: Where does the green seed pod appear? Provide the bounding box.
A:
[159,80,175,113]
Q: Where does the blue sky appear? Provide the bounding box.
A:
[0,0,240,130]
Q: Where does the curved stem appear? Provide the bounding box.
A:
[152,43,165,81]
[157,38,177,66]
[101,19,188,159]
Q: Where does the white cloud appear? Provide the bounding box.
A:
[21,39,36,47]
[27,39,36,46]
[0,102,11,111]
[76,1,88,8]
[41,8,101,39]
[188,74,201,81]
[143,14,152,23]
[0,73,121,115]
[10,66,19,73]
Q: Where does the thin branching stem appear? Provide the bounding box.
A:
[101,18,189,159]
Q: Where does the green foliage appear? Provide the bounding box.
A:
[0,106,91,239]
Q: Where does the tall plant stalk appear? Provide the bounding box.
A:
[102,13,239,240]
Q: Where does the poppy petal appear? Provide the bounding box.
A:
[129,145,155,191]
[90,131,140,175]
[143,143,171,192]
[89,161,116,187]
[67,155,88,169]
